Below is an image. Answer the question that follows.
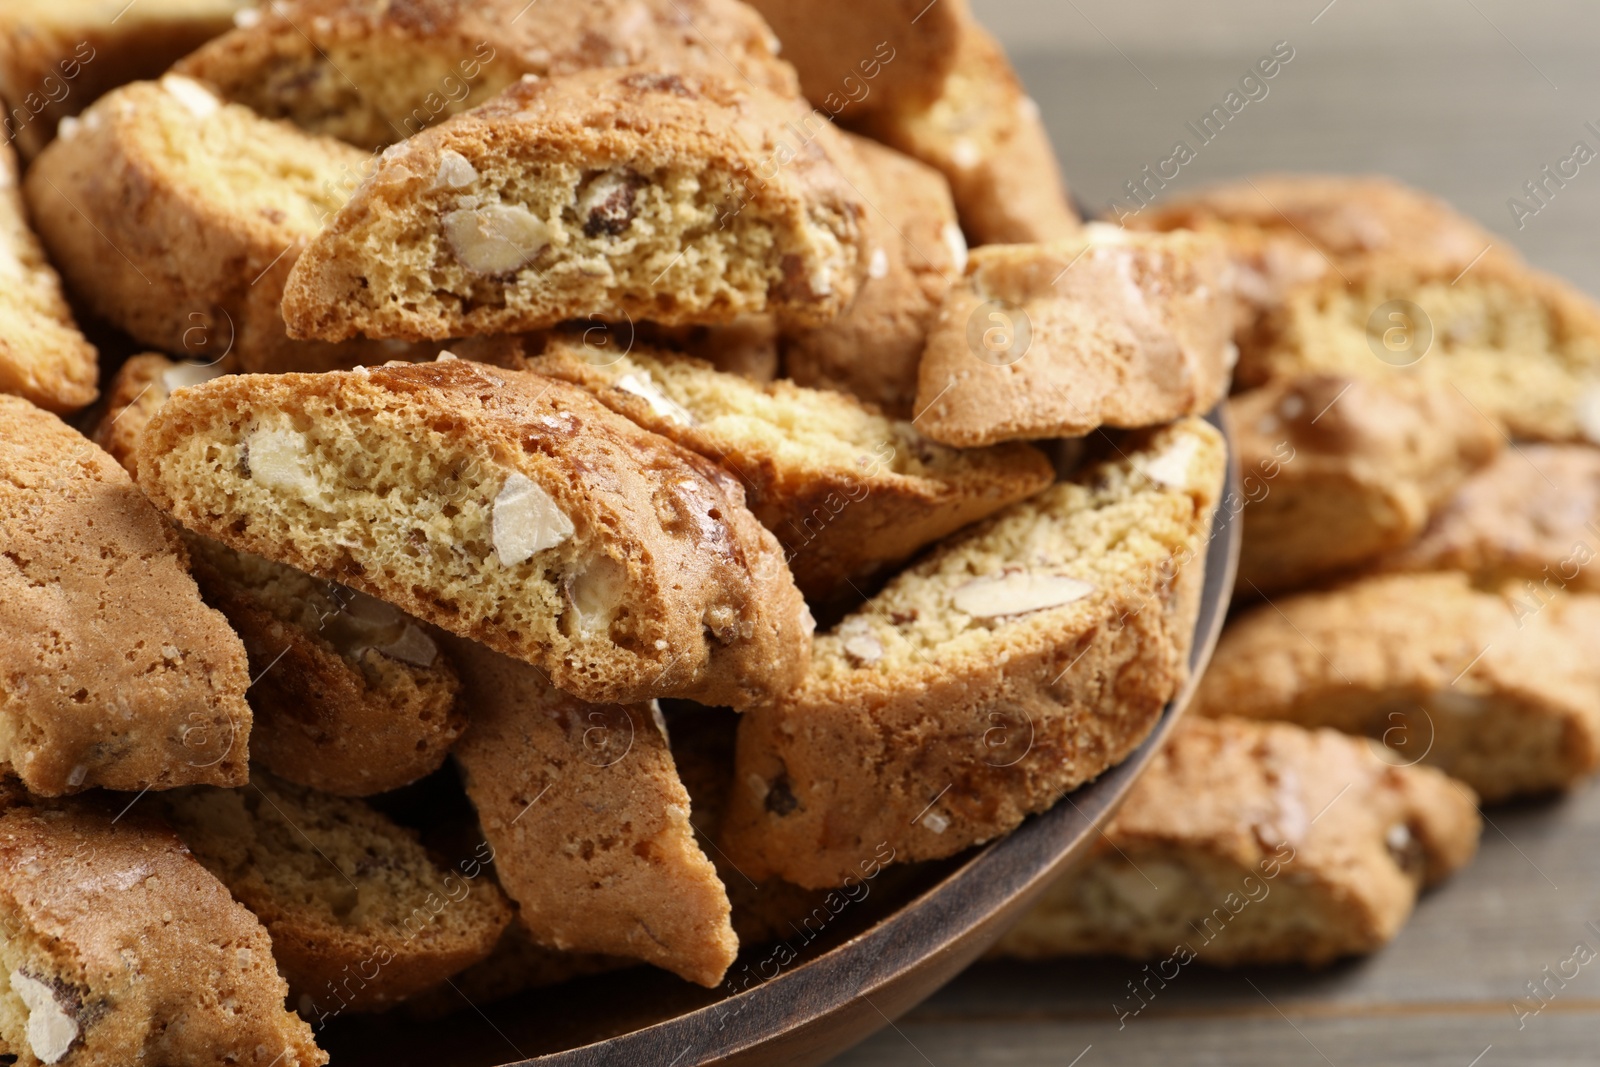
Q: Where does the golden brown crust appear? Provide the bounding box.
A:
[0,804,325,1067]
[24,78,432,374]
[915,227,1234,447]
[1376,444,1600,592]
[722,419,1225,888]
[993,717,1481,965]
[858,21,1078,245]
[282,67,869,343]
[0,138,98,413]
[784,135,964,417]
[174,0,798,150]
[450,641,738,988]
[1194,572,1600,801]
[0,393,252,796]
[158,774,513,1014]
[134,358,812,709]
[1231,374,1502,594]
[516,337,1056,604]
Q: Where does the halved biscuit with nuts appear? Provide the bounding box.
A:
[0,802,326,1067]
[451,640,738,988]
[133,357,812,709]
[174,0,798,151]
[0,393,252,796]
[0,138,98,413]
[24,77,431,374]
[1232,374,1502,595]
[1241,258,1600,443]
[722,418,1225,888]
[915,226,1234,448]
[993,717,1481,966]
[281,67,870,343]
[158,773,513,1016]
[90,353,227,480]
[1194,571,1600,801]
[514,335,1055,603]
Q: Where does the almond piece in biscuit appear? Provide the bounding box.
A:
[515,337,1056,604]
[0,138,97,413]
[1376,444,1600,593]
[174,0,798,151]
[915,226,1234,447]
[722,418,1225,889]
[1242,258,1600,442]
[450,640,738,988]
[856,19,1079,245]
[24,77,432,374]
[1127,173,1513,334]
[281,68,869,343]
[0,0,246,159]
[993,717,1481,965]
[0,803,326,1067]
[784,134,965,417]
[1194,572,1600,801]
[1232,374,1502,594]
[133,358,812,709]
[157,773,513,1015]
[0,394,252,796]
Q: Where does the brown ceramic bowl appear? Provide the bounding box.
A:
[328,410,1240,1067]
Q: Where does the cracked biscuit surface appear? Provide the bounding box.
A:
[134,357,812,709]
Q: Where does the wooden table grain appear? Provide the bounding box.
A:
[832,9,1600,1066]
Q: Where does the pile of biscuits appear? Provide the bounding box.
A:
[0,1,1594,1064]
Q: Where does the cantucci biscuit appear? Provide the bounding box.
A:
[0,394,251,796]
[282,68,869,343]
[1232,374,1501,594]
[90,354,225,479]
[133,358,812,709]
[516,337,1055,603]
[24,77,430,373]
[450,641,738,988]
[915,227,1233,447]
[0,138,97,413]
[1194,572,1600,801]
[158,774,513,1015]
[722,418,1225,888]
[0,803,325,1067]
[174,0,798,151]
[993,717,1481,966]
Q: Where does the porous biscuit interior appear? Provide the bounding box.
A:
[162,778,506,969]
[0,922,97,1067]
[811,421,1221,677]
[306,151,846,334]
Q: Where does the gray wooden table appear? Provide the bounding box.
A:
[833,5,1600,1064]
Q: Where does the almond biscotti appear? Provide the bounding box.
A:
[1194,572,1600,801]
[0,394,251,796]
[450,641,738,988]
[722,418,1225,888]
[915,227,1234,448]
[1127,173,1510,332]
[89,354,225,479]
[24,77,428,374]
[0,138,98,413]
[174,0,798,151]
[1377,444,1600,593]
[517,337,1055,603]
[158,773,513,1016]
[783,134,965,417]
[0,803,325,1067]
[992,717,1481,966]
[1233,374,1501,594]
[1241,258,1600,442]
[855,18,1079,245]
[0,0,246,159]
[134,358,812,709]
[282,68,869,344]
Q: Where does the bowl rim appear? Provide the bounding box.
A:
[508,408,1241,1067]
